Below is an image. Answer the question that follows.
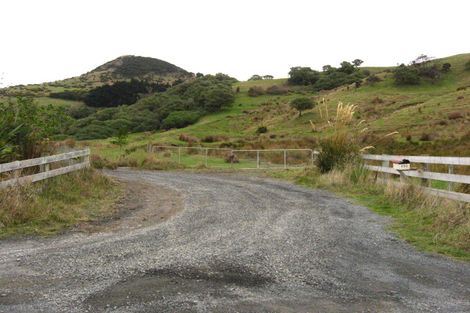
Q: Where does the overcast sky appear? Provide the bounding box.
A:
[1,0,469,86]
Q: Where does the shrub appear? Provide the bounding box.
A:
[256,126,268,134]
[448,112,463,120]
[315,102,367,173]
[419,133,432,141]
[371,97,384,104]
[247,86,265,97]
[366,74,382,85]
[179,133,199,143]
[161,111,201,129]
[66,105,95,119]
[290,97,315,117]
[316,133,359,173]
[313,71,358,91]
[393,64,420,85]
[441,63,451,72]
[201,135,227,143]
[265,85,289,95]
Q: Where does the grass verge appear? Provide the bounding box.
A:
[267,167,470,261]
[0,168,122,237]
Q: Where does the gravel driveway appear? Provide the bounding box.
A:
[0,169,469,312]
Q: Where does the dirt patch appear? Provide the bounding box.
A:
[74,179,183,233]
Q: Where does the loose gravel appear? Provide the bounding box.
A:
[0,169,469,312]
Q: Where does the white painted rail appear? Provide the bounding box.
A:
[363,154,470,203]
[0,148,90,189]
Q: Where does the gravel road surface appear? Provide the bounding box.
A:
[0,169,469,312]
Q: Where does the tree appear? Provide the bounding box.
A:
[352,59,364,67]
[288,67,320,85]
[248,74,263,81]
[338,61,356,74]
[196,72,204,78]
[393,64,420,85]
[262,75,273,80]
[110,128,129,151]
[290,97,315,117]
[322,65,334,72]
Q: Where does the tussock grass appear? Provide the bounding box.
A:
[0,169,122,236]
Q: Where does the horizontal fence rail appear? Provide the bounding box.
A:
[363,154,470,203]
[0,148,90,189]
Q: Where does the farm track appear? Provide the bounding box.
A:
[0,169,469,312]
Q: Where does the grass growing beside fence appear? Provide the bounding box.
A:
[0,168,122,237]
[268,166,470,261]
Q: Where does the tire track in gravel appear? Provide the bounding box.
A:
[0,169,469,313]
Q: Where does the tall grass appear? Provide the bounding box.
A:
[316,102,363,172]
[0,169,121,236]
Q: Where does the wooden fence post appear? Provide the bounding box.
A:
[421,163,431,187]
[381,159,389,182]
[284,150,287,169]
[257,150,260,169]
[448,164,454,191]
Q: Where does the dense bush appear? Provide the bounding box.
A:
[169,74,235,112]
[393,64,420,85]
[465,60,470,71]
[0,97,72,160]
[69,75,235,139]
[66,105,96,119]
[161,111,201,129]
[314,71,355,90]
[84,79,169,107]
[393,55,450,85]
[288,60,365,91]
[288,67,320,85]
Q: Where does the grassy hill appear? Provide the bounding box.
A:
[88,53,470,163]
[0,55,192,110]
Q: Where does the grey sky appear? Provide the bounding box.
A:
[1,0,469,86]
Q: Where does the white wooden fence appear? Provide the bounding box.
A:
[0,149,90,189]
[363,154,470,203]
